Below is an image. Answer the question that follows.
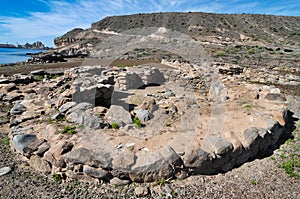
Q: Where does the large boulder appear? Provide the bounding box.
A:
[64,148,112,169]
[105,105,133,126]
[67,111,106,129]
[129,146,181,182]
[183,148,211,173]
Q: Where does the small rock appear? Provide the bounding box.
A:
[135,186,149,197]
[52,112,64,120]
[164,88,176,98]
[265,93,286,101]
[4,83,17,92]
[12,134,37,155]
[35,142,51,156]
[110,177,130,186]
[31,69,47,76]
[83,165,109,179]
[269,88,281,94]
[66,102,93,114]
[134,109,154,122]
[139,98,157,112]
[10,103,26,115]
[58,102,77,113]
[0,79,10,84]
[0,167,12,176]
[123,124,134,131]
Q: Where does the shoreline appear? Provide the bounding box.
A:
[0,46,50,50]
[0,58,84,76]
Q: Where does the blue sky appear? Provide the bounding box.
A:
[0,0,299,47]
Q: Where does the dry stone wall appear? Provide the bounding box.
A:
[0,64,294,184]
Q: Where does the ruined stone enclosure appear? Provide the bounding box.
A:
[7,28,293,183]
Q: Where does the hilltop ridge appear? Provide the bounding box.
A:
[54,12,300,50]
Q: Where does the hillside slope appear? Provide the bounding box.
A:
[54,12,300,50]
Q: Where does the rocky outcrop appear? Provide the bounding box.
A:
[54,28,85,48]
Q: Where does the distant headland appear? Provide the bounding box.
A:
[0,41,52,50]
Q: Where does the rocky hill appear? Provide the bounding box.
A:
[54,12,300,50]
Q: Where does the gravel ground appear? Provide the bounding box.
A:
[0,97,299,199]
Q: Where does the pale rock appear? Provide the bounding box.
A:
[66,102,93,114]
[83,165,109,179]
[0,167,12,176]
[59,101,77,113]
[134,109,153,122]
[29,156,51,173]
[10,103,26,115]
[135,186,149,197]
[105,105,133,125]
[12,134,37,155]
[110,177,130,186]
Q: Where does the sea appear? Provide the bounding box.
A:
[0,47,46,65]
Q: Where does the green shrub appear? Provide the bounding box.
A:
[154,178,167,186]
[248,48,255,54]
[216,51,225,56]
[244,104,252,110]
[2,137,10,146]
[61,126,76,135]
[48,74,60,79]
[47,118,53,124]
[251,180,258,185]
[52,174,62,184]
[133,117,142,128]
[281,157,300,178]
[111,122,119,129]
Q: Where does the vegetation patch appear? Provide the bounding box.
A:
[281,158,300,178]
[248,48,255,54]
[278,126,300,178]
[61,125,77,135]
[111,122,119,129]
[52,174,62,184]
[251,180,258,185]
[244,104,252,110]
[216,51,225,56]
[133,117,142,128]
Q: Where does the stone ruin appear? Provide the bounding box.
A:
[0,62,294,184]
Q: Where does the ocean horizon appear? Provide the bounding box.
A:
[0,47,45,64]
